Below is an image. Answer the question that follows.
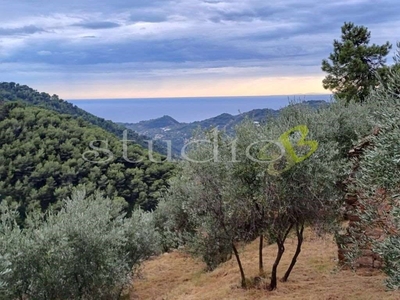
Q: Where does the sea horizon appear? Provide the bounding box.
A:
[67,94,333,124]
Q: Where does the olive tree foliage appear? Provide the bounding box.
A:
[188,133,261,285]
[153,176,197,252]
[155,98,377,290]
[322,22,391,103]
[0,190,161,300]
[155,130,257,287]
[350,64,400,290]
[155,172,240,271]
[233,98,377,290]
[0,255,11,295]
[234,102,352,290]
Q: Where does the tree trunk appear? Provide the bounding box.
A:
[268,241,285,291]
[259,235,264,276]
[281,222,304,282]
[268,223,293,290]
[232,243,247,288]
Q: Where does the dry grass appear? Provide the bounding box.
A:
[131,229,400,300]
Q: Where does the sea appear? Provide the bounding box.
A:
[67,94,332,124]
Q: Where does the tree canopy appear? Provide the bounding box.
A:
[0,101,175,218]
[0,190,161,299]
[322,22,391,103]
[350,64,400,290]
[154,98,375,290]
[0,82,167,154]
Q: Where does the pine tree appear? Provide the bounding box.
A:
[322,22,391,102]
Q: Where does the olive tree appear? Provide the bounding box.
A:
[0,255,11,299]
[0,190,161,300]
[156,129,258,287]
[232,101,347,290]
[153,176,197,252]
[351,65,400,289]
[156,97,376,290]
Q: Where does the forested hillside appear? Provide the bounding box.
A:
[0,101,174,217]
[0,82,166,154]
[122,100,327,155]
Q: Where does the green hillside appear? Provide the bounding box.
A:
[0,82,166,154]
[0,101,175,218]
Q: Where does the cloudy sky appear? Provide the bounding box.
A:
[0,0,399,99]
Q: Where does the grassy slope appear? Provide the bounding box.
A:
[131,229,400,300]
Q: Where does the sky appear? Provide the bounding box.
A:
[0,0,399,99]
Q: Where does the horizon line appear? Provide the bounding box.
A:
[66,93,333,101]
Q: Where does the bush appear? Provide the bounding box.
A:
[351,61,400,290]
[374,206,400,290]
[185,221,233,271]
[0,254,11,298]
[0,190,161,300]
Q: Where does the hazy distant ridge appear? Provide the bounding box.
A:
[121,100,327,155]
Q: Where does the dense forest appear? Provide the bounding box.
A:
[0,82,167,154]
[0,101,175,217]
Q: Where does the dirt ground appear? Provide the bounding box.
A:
[131,229,400,300]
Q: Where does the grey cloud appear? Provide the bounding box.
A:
[2,33,318,71]
[0,0,165,19]
[202,0,223,3]
[0,25,45,36]
[73,21,121,29]
[129,12,167,23]
[209,5,285,23]
[37,50,52,56]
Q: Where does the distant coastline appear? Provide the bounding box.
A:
[68,94,332,123]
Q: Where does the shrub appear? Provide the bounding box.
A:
[351,60,400,290]
[374,206,400,290]
[0,190,160,299]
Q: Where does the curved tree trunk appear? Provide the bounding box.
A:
[268,241,285,291]
[232,243,247,288]
[268,223,293,291]
[281,222,304,282]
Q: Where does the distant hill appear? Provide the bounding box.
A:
[0,82,165,154]
[121,100,328,155]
